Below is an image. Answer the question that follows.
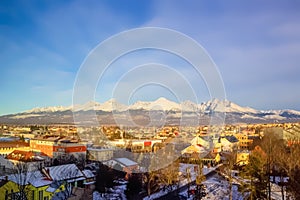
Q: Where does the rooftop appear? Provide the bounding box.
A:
[114,158,138,167]
[6,150,49,162]
[224,135,239,143]
[44,164,84,181]
[0,141,29,148]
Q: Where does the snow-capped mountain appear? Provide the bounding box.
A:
[129,97,181,111]
[198,99,258,114]
[1,98,300,125]
[95,99,127,112]
[181,100,199,112]
[24,105,72,113]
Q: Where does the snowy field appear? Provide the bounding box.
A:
[92,164,288,200]
[179,174,245,200]
[93,180,127,200]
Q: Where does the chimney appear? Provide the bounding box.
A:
[42,168,52,180]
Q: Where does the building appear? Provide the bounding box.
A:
[181,144,208,161]
[30,136,87,158]
[0,164,90,200]
[234,133,253,150]
[202,152,221,166]
[220,135,239,152]
[6,150,51,170]
[0,141,30,157]
[0,170,55,200]
[87,148,114,162]
[110,139,162,153]
[104,157,139,174]
[236,151,250,166]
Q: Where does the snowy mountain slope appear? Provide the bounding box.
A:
[95,99,127,112]
[198,99,258,114]
[24,105,72,113]
[129,97,181,111]
[1,98,300,124]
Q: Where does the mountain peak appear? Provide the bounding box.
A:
[3,98,300,125]
[154,97,176,103]
[104,98,117,103]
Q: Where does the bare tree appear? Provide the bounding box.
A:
[159,159,180,192]
[222,151,237,200]
[144,170,161,196]
[3,162,37,200]
[48,164,84,200]
[276,144,300,199]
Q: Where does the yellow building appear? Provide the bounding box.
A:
[236,151,250,166]
[0,164,90,200]
[234,133,253,150]
[0,171,55,200]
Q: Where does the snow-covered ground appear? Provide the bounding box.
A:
[93,180,127,200]
[143,163,221,200]
[179,174,245,200]
[92,166,289,200]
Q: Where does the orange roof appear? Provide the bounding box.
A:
[0,141,29,148]
[6,150,49,161]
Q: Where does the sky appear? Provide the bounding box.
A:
[0,0,300,115]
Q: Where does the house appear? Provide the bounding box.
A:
[104,157,139,174]
[181,144,208,162]
[201,152,221,166]
[6,150,51,170]
[82,169,95,187]
[220,135,239,152]
[190,135,211,149]
[0,170,54,200]
[0,164,89,200]
[43,164,85,187]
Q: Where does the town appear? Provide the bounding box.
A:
[0,122,299,200]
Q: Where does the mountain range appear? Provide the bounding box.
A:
[1,98,300,125]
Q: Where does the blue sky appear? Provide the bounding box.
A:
[1,0,300,115]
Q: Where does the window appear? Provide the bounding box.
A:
[38,191,43,200]
[32,190,35,200]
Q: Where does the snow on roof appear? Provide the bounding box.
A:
[181,145,205,154]
[2,170,50,187]
[0,155,14,169]
[30,177,52,188]
[44,164,84,181]
[46,186,57,193]
[114,158,138,167]
[190,136,211,147]
[82,169,95,179]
